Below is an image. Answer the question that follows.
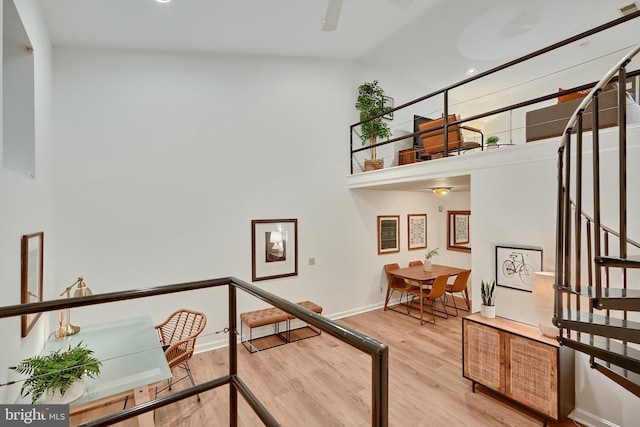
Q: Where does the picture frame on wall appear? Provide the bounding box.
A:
[251,219,298,282]
[21,231,44,337]
[378,215,400,254]
[407,213,427,250]
[495,245,543,292]
[382,96,394,120]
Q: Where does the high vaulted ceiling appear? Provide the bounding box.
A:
[37,0,639,89]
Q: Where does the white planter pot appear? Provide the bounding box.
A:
[45,378,84,404]
[423,260,432,271]
[480,304,496,319]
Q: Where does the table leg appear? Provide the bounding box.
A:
[419,286,424,325]
[133,385,155,427]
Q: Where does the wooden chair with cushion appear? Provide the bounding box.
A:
[155,308,207,399]
[407,274,450,325]
[444,269,471,316]
[416,114,481,160]
[383,263,416,315]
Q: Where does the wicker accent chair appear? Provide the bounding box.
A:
[444,269,471,316]
[383,263,415,314]
[155,309,207,399]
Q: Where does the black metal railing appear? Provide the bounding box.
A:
[350,10,640,174]
[0,277,389,426]
[555,44,640,311]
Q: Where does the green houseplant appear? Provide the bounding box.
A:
[486,135,500,147]
[480,279,496,318]
[9,341,101,404]
[423,248,439,271]
[355,80,392,171]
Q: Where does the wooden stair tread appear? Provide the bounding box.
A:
[558,310,640,344]
[559,285,640,310]
[562,332,640,375]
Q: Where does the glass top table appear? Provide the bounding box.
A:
[25,315,171,409]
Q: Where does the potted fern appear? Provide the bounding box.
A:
[480,279,496,318]
[356,80,392,171]
[9,341,101,404]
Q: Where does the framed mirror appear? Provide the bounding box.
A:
[447,211,471,253]
[21,231,43,337]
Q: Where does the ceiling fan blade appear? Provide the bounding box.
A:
[386,0,413,9]
[322,0,343,31]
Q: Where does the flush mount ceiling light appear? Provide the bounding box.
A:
[432,187,451,196]
[155,0,172,3]
[466,68,477,75]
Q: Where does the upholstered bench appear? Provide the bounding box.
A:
[287,301,323,342]
[240,301,323,353]
[240,307,289,353]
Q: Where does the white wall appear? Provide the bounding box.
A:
[0,0,53,403]
[2,5,637,423]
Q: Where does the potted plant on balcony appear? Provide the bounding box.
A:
[356,80,392,171]
[486,135,500,148]
[9,341,101,404]
[480,279,496,318]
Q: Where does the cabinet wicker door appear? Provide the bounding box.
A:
[463,320,505,393]
[505,334,558,417]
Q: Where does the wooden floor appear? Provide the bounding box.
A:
[72,307,583,426]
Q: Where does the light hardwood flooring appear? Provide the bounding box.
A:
[71,307,584,426]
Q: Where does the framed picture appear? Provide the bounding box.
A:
[454,213,469,244]
[495,245,543,292]
[251,219,298,282]
[407,214,427,250]
[447,210,471,253]
[21,232,44,337]
[382,96,394,120]
[378,215,400,254]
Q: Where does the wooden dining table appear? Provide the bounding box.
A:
[387,264,467,324]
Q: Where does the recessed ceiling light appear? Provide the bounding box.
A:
[619,2,639,16]
[466,68,477,76]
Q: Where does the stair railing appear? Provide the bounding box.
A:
[555,43,640,311]
[554,45,640,395]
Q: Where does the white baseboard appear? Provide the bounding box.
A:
[194,302,385,354]
[570,408,620,427]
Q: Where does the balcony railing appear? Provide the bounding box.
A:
[0,277,389,426]
[349,10,640,175]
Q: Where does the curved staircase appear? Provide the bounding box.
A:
[554,45,640,397]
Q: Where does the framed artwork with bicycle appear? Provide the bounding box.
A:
[495,245,543,292]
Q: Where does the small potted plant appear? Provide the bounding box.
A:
[423,248,439,271]
[480,279,496,318]
[356,80,392,171]
[486,135,500,148]
[9,341,101,404]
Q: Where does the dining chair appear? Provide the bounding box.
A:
[383,263,415,314]
[405,260,423,286]
[155,308,207,400]
[408,273,450,325]
[444,269,471,316]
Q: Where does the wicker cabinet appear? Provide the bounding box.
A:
[463,313,574,424]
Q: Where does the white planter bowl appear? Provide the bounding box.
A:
[45,378,84,404]
[481,304,496,319]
